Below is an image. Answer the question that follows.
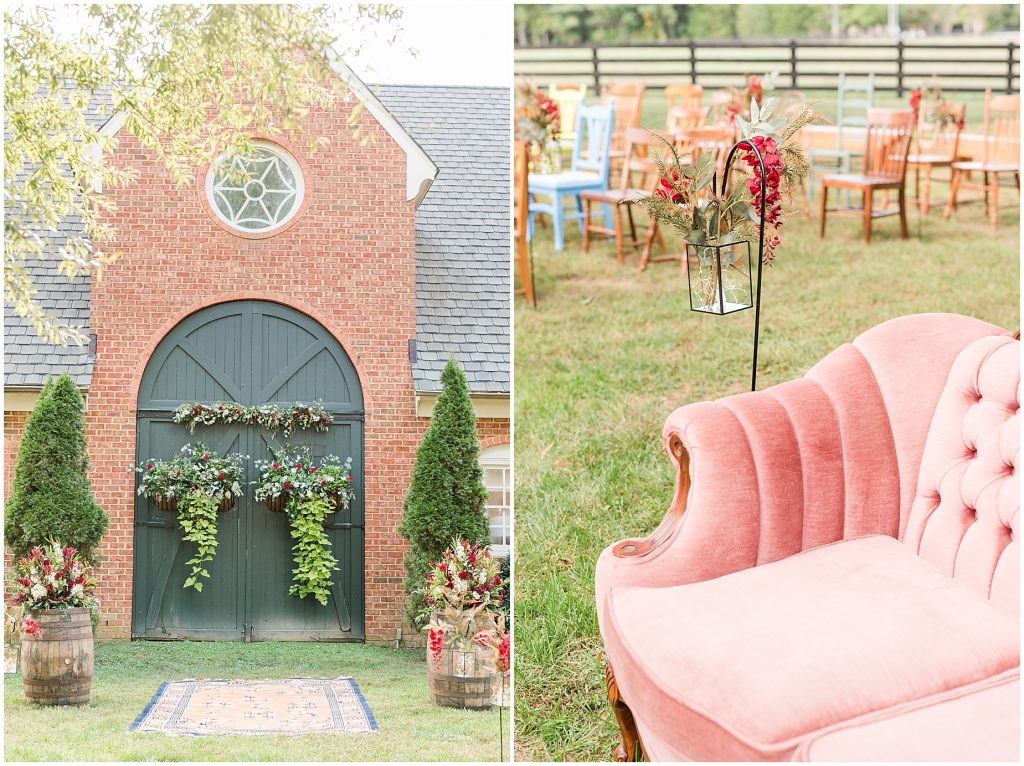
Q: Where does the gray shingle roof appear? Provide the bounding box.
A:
[374,84,510,395]
[5,84,511,397]
[4,86,113,388]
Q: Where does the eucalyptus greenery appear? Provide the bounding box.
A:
[5,3,403,344]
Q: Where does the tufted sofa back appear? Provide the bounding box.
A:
[902,334,1019,616]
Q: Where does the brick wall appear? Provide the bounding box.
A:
[49,85,512,642]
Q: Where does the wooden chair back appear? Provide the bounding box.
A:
[571,100,616,182]
[549,83,587,141]
[666,83,703,110]
[514,140,534,305]
[863,108,915,182]
[984,90,1020,166]
[666,106,708,135]
[602,83,645,149]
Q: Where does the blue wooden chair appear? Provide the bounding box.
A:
[528,100,615,251]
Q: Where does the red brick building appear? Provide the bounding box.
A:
[4,64,510,644]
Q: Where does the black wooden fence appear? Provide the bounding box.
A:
[515,38,1020,95]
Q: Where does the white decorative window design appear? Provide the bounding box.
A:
[480,444,511,558]
[205,141,304,232]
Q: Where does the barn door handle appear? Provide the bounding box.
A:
[325,523,363,530]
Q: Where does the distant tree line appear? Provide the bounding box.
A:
[514,4,1020,46]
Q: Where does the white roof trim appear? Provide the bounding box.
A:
[323,47,438,207]
[93,52,439,208]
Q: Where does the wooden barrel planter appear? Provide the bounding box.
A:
[21,608,94,706]
[428,646,496,709]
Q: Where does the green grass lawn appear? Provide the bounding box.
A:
[512,191,1019,760]
[4,641,506,761]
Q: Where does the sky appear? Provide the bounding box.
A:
[335,2,511,86]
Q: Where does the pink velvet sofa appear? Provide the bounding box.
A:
[597,313,1019,761]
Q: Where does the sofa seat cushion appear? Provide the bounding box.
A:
[794,672,1020,762]
[603,535,1020,761]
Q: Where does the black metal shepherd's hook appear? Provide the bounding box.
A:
[711,139,769,392]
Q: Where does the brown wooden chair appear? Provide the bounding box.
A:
[819,108,914,244]
[639,127,733,271]
[514,140,536,306]
[602,83,646,183]
[907,103,965,216]
[665,84,705,133]
[581,127,657,265]
[944,91,1020,229]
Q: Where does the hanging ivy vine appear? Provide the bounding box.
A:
[253,446,354,605]
[173,401,332,437]
[134,443,245,591]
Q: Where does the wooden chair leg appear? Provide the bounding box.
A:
[982,172,990,217]
[863,189,872,245]
[625,205,638,255]
[944,168,961,219]
[921,166,932,216]
[990,174,1000,230]
[606,661,644,762]
[639,218,657,272]
[898,186,909,239]
[582,199,592,253]
[613,206,624,264]
[818,185,828,238]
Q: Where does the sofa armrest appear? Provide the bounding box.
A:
[596,313,1009,606]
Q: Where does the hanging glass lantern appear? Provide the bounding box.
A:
[685,240,753,315]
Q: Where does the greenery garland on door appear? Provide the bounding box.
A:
[134,443,246,591]
[173,401,332,436]
[253,446,354,606]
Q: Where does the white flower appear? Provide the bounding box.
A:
[30,584,47,600]
[71,584,84,598]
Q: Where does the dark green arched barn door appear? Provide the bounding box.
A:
[133,301,364,641]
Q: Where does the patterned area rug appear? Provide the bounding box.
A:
[131,677,377,736]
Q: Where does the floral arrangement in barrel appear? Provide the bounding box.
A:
[134,443,245,591]
[254,445,354,606]
[515,80,561,148]
[173,401,331,437]
[422,538,506,671]
[9,542,98,637]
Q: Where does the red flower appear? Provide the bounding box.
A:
[284,482,291,490]
[218,472,225,479]
[493,575,502,586]
[428,628,445,669]
[310,466,317,472]
[458,571,470,580]
[23,618,40,636]
[202,455,209,461]
[147,463,153,470]
[296,462,302,469]
[909,88,923,119]
[273,463,279,469]
[17,577,29,587]
[321,479,327,484]
[497,631,511,674]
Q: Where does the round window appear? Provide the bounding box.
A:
[205,141,304,233]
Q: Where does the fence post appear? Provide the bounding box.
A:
[790,39,798,91]
[1009,42,1017,94]
[896,39,904,97]
[690,40,698,85]
[591,45,600,92]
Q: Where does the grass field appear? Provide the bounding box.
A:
[512,187,1019,760]
[4,641,506,762]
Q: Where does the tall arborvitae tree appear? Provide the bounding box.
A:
[4,373,108,561]
[399,357,489,626]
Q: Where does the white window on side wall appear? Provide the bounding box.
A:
[480,443,510,558]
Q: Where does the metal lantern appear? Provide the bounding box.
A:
[685,240,753,315]
[685,138,770,392]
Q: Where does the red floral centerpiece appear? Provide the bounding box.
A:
[421,538,506,709]
[909,78,965,154]
[8,542,98,705]
[515,81,562,172]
